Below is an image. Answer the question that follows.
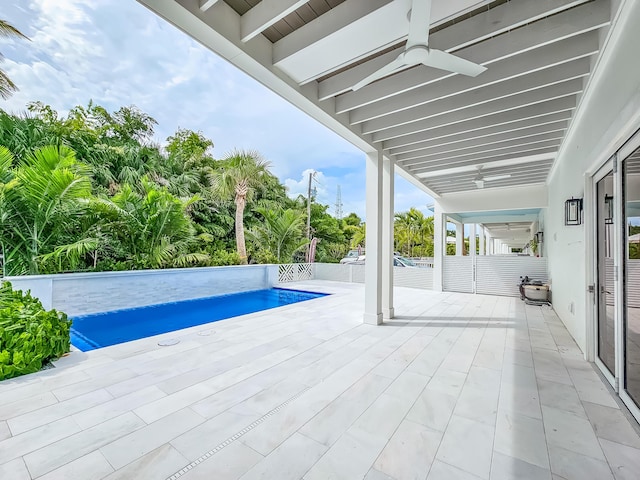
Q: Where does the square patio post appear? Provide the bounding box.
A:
[470,224,477,257]
[382,156,394,319]
[433,205,445,292]
[456,222,464,256]
[364,149,383,325]
[479,225,485,255]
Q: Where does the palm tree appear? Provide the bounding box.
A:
[102,178,209,269]
[394,208,433,256]
[212,150,271,264]
[0,19,29,99]
[0,145,96,275]
[247,206,308,263]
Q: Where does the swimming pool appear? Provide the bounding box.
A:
[70,288,327,351]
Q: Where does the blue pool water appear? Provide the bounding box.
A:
[70,288,327,351]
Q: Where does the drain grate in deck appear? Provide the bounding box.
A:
[166,386,311,480]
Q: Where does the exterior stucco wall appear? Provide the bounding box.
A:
[546,0,640,353]
[6,265,278,316]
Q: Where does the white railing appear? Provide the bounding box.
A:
[277,263,314,283]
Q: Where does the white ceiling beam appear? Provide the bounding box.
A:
[317,0,592,100]
[416,152,556,179]
[393,122,568,159]
[372,86,584,144]
[382,100,575,150]
[398,134,564,165]
[435,184,549,212]
[428,171,553,192]
[388,113,572,155]
[370,80,582,142]
[365,65,587,137]
[336,0,609,113]
[351,33,598,125]
[408,146,560,174]
[199,0,221,12]
[241,1,311,42]
[436,213,541,224]
[434,174,550,192]
[272,0,396,80]
[433,174,550,194]
[426,162,554,186]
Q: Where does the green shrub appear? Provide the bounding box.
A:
[0,281,71,381]
[208,249,241,266]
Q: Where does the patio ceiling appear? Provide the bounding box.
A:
[139,0,616,197]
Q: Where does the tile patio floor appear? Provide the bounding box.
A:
[1,281,639,480]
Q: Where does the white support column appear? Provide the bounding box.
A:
[456,222,464,256]
[364,150,383,325]
[479,226,485,256]
[433,205,445,292]
[470,224,477,257]
[382,157,394,319]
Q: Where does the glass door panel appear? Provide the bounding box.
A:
[624,147,640,408]
[597,172,616,375]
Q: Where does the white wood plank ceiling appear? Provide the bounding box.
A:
[139,0,616,197]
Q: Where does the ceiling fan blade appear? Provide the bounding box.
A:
[422,48,487,77]
[484,174,512,182]
[407,0,432,49]
[352,56,407,91]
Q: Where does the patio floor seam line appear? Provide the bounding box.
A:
[164,385,313,480]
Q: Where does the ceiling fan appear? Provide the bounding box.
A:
[351,0,487,91]
[473,167,511,189]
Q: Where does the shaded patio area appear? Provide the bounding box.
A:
[1,281,639,479]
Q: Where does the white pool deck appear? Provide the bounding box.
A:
[1,280,639,480]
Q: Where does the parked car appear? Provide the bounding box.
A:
[347,254,417,267]
[394,255,417,267]
[339,249,365,264]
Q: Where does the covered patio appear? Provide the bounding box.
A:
[3,0,640,478]
[1,281,639,479]
[127,0,640,427]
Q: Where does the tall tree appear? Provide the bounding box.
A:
[0,19,29,99]
[212,150,271,264]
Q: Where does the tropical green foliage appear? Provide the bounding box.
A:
[248,206,308,263]
[0,281,71,380]
[0,145,96,275]
[101,180,208,269]
[0,101,435,273]
[394,208,434,257]
[0,19,29,100]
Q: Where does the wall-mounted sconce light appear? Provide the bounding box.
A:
[535,231,544,243]
[604,194,614,225]
[565,197,583,226]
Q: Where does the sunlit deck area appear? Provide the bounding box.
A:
[1,281,638,480]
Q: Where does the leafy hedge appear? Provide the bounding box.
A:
[0,281,71,380]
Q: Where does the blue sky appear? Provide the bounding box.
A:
[0,0,433,218]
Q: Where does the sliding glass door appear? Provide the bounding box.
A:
[623,145,640,411]
[596,170,616,377]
